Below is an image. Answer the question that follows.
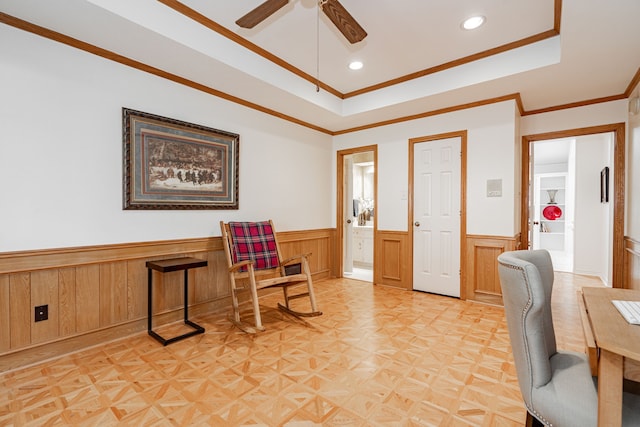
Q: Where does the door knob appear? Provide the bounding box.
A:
[414,221,420,227]
[346,219,352,224]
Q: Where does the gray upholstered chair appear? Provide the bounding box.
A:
[497,249,640,426]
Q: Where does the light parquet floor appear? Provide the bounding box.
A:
[0,273,600,426]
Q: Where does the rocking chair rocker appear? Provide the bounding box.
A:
[220,220,322,332]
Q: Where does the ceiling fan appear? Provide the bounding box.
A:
[236,0,367,44]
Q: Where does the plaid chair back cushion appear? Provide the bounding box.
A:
[229,221,280,271]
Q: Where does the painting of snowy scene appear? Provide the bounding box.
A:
[123,108,239,209]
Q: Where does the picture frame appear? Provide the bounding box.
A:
[123,108,239,210]
[600,166,609,203]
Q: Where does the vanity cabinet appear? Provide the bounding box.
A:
[352,226,373,267]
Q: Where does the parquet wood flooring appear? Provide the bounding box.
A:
[0,272,600,426]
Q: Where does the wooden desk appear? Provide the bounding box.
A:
[582,287,640,426]
[146,257,207,345]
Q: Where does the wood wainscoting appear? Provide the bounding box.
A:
[465,234,521,305]
[626,237,640,291]
[371,230,520,302]
[0,228,335,372]
[374,230,410,290]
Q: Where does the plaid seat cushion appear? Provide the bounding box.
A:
[229,221,279,271]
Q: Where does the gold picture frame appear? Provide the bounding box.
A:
[123,108,239,210]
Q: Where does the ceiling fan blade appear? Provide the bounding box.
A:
[320,0,367,44]
[236,0,289,29]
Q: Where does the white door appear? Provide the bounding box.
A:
[413,137,461,297]
[343,156,354,274]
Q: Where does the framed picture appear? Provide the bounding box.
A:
[600,166,609,203]
[123,108,239,210]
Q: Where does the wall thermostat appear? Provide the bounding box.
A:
[487,179,502,197]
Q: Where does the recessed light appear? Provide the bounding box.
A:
[462,15,485,30]
[349,61,363,70]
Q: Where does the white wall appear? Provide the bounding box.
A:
[333,101,519,236]
[332,98,630,246]
[520,101,628,136]
[3,23,635,256]
[573,134,612,281]
[0,26,333,252]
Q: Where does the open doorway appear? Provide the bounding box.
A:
[522,124,625,287]
[531,134,614,282]
[336,146,377,283]
[531,138,576,272]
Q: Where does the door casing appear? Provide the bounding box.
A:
[336,145,378,280]
[521,123,625,287]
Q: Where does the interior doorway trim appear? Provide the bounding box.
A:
[336,145,378,280]
[408,131,468,298]
[521,122,625,287]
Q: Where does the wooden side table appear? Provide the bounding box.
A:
[146,257,207,345]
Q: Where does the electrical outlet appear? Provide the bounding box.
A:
[35,305,48,322]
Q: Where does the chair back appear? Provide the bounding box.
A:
[497,249,557,405]
[225,220,281,271]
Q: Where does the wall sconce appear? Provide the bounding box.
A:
[630,96,640,115]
